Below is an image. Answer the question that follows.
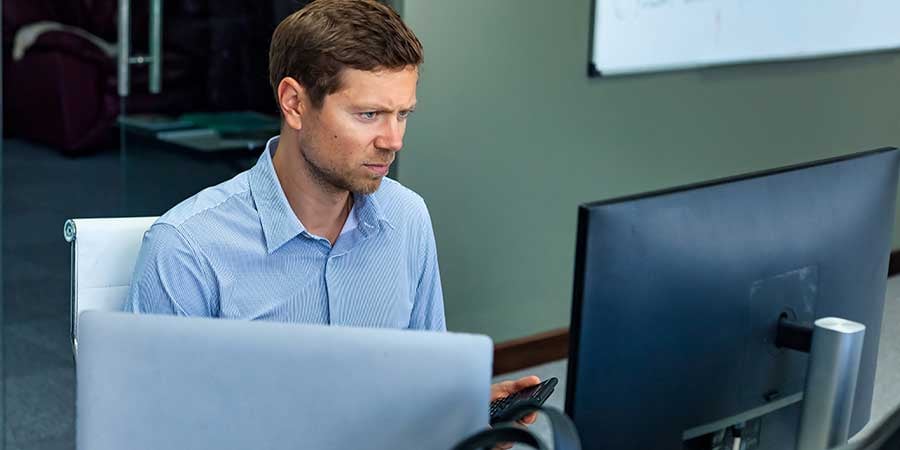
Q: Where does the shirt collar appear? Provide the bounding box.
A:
[249,136,393,253]
[353,190,394,238]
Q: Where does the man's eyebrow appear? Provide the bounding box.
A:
[354,102,417,112]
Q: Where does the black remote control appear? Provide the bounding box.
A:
[489,377,558,425]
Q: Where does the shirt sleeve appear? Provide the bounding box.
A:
[408,203,447,331]
[125,223,218,317]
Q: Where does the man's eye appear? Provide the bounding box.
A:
[359,112,377,120]
[399,110,414,119]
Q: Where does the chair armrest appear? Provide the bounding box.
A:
[64,217,159,358]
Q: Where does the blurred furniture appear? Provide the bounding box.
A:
[64,216,158,355]
[2,0,278,154]
[2,0,121,152]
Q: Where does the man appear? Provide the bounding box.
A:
[126,0,538,439]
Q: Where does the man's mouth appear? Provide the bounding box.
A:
[363,163,391,176]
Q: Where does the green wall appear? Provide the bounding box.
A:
[398,0,900,343]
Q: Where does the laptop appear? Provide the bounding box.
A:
[76,311,492,450]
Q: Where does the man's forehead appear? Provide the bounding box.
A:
[330,66,419,107]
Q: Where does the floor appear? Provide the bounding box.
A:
[2,139,121,450]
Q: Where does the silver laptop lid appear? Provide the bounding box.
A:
[77,311,492,450]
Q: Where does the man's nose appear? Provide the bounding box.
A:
[375,118,404,152]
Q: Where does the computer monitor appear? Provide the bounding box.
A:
[565,147,900,450]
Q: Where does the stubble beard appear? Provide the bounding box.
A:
[299,142,383,195]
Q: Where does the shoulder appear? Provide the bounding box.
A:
[155,171,253,232]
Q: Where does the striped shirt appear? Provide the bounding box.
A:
[126,136,446,331]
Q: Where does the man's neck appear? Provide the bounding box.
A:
[271,137,352,245]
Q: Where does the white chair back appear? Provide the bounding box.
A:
[64,216,158,355]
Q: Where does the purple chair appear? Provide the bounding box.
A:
[2,0,121,153]
[1,0,192,154]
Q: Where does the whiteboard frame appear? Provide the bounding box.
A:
[587,0,900,78]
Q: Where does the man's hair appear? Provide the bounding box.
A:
[268,0,424,109]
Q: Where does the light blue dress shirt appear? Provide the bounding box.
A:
[126,136,446,331]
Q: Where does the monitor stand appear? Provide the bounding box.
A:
[779,317,866,450]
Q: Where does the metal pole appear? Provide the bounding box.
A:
[149,0,163,93]
[796,317,865,450]
[117,0,131,97]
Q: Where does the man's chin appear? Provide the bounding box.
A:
[351,177,383,195]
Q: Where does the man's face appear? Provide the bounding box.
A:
[297,66,418,195]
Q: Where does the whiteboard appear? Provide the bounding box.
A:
[591,0,900,76]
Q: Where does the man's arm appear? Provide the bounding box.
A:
[409,203,446,331]
[126,223,218,316]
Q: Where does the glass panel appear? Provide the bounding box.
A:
[0,0,306,447]
[0,2,399,448]
[119,0,292,216]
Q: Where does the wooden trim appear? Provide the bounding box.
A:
[493,327,568,375]
[494,249,900,375]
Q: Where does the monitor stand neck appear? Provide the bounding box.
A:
[781,317,866,450]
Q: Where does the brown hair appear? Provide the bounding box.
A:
[268,0,424,109]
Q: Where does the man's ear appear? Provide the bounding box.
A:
[277,77,306,131]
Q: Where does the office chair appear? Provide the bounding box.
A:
[452,405,582,450]
[63,216,158,356]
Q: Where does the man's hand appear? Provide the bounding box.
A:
[490,375,541,450]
